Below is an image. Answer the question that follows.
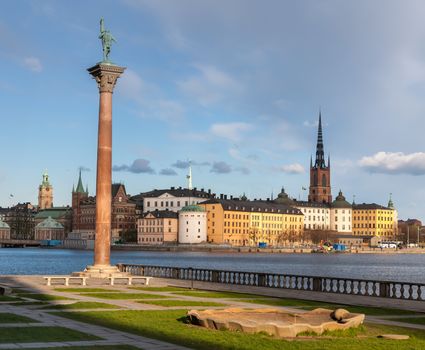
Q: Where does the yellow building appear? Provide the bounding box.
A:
[200,199,304,246]
[352,203,397,238]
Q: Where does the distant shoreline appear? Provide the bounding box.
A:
[110,244,425,254]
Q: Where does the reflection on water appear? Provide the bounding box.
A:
[0,248,423,283]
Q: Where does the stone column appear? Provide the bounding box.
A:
[86,63,125,276]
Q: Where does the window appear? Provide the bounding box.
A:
[147,201,150,207]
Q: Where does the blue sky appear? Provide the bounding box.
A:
[1,0,425,221]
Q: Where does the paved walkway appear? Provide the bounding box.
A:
[1,275,425,349]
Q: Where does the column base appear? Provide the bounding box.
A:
[73,264,128,278]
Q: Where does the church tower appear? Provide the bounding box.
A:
[38,171,53,209]
[308,112,332,203]
[72,170,89,231]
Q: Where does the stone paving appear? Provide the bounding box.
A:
[0,275,425,349]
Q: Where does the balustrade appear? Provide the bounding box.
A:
[117,264,425,301]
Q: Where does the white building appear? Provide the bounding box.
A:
[330,190,352,233]
[275,187,352,233]
[178,205,207,244]
[138,187,214,213]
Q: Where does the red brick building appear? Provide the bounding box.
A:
[72,182,136,241]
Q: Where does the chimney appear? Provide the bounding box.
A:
[266,198,270,202]
[208,189,211,194]
[224,195,228,200]
[230,195,233,200]
[201,188,204,192]
[171,186,175,190]
[220,194,224,199]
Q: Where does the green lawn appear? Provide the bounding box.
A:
[11,301,49,307]
[129,286,190,292]
[17,293,73,301]
[53,309,425,350]
[0,313,38,323]
[0,295,22,302]
[79,292,167,300]
[0,326,100,343]
[41,302,120,310]
[136,300,226,307]
[241,298,419,316]
[171,290,260,299]
[54,288,114,293]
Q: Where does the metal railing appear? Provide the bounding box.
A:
[117,263,425,301]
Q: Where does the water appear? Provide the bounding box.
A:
[0,248,424,283]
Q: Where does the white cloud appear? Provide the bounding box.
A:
[117,69,184,123]
[23,57,42,72]
[178,63,242,106]
[280,163,305,174]
[210,122,252,142]
[359,152,425,175]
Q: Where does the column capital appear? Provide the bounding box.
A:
[87,63,126,93]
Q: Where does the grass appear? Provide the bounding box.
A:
[0,295,22,302]
[11,301,49,307]
[54,288,114,293]
[0,313,38,323]
[17,293,73,301]
[241,298,420,316]
[0,326,100,343]
[391,317,425,325]
[53,309,425,350]
[129,286,191,292]
[136,300,226,307]
[79,292,167,300]
[171,290,260,299]
[41,302,120,310]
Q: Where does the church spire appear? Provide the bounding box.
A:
[314,111,326,168]
[186,161,193,190]
[75,169,86,193]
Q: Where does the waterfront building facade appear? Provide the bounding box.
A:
[330,190,352,233]
[0,220,10,240]
[75,184,137,240]
[138,187,215,214]
[34,207,73,235]
[38,171,53,209]
[352,203,397,237]
[137,210,178,244]
[34,216,65,241]
[200,199,304,246]
[178,205,207,244]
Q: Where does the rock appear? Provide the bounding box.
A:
[331,308,350,322]
[379,334,410,340]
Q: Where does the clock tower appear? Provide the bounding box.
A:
[38,171,53,209]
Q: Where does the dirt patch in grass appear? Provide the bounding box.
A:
[17,293,73,301]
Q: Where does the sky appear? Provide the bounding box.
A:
[1,0,425,221]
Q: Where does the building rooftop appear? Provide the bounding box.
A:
[180,204,206,213]
[36,216,64,229]
[34,207,72,219]
[142,209,179,219]
[353,203,393,210]
[200,199,303,215]
[332,190,352,209]
[0,220,10,229]
[135,187,214,199]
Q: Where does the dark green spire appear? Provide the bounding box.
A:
[314,111,326,168]
[75,169,86,193]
